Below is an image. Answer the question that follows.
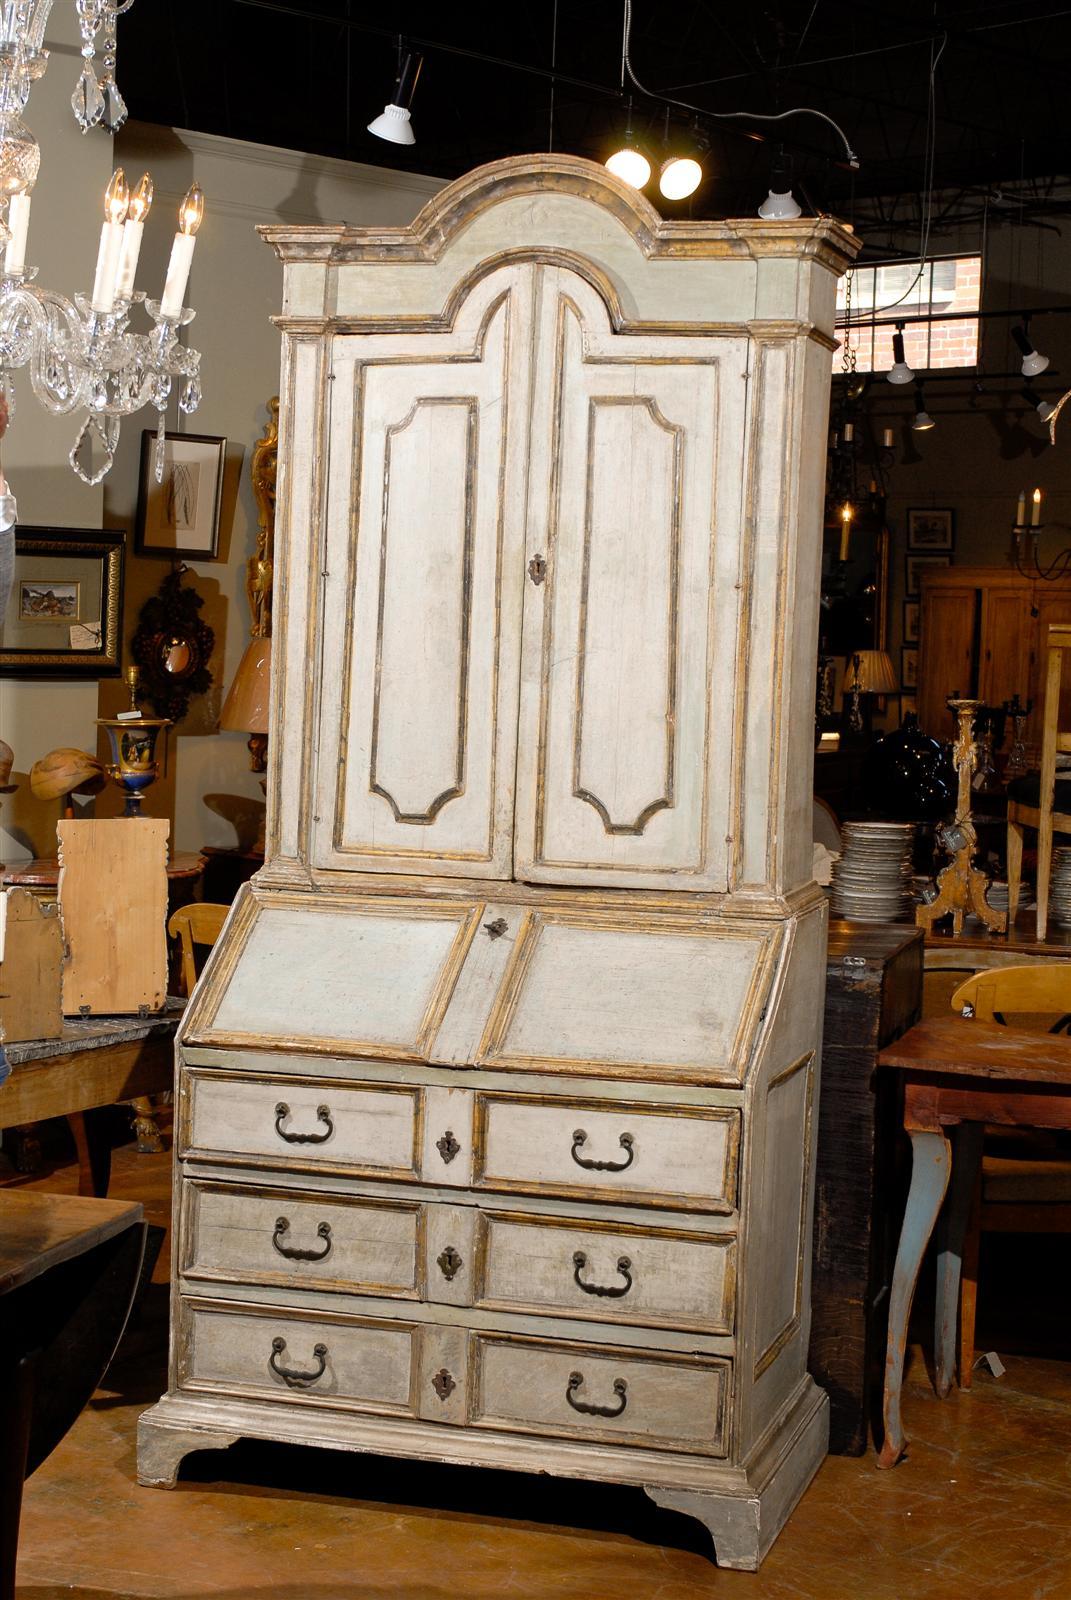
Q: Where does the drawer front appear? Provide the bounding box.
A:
[183,1075,420,1178]
[179,1301,417,1415]
[475,1094,739,1212]
[183,1182,421,1299]
[474,1212,735,1335]
[471,1333,729,1456]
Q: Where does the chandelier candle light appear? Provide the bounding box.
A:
[0,2,206,485]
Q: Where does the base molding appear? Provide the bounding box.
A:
[646,1379,829,1569]
[137,1379,828,1568]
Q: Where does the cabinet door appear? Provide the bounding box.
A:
[979,587,1031,709]
[312,267,534,877]
[917,582,977,737]
[514,268,747,889]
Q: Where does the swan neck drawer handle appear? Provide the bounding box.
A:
[269,1336,328,1387]
[570,1129,635,1173]
[272,1216,333,1262]
[275,1102,334,1145]
[573,1251,633,1298]
[566,1371,628,1418]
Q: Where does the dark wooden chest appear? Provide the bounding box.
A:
[809,920,923,1455]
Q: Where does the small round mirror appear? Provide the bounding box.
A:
[161,635,193,675]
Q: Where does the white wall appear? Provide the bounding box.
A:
[2,111,443,862]
[0,8,115,862]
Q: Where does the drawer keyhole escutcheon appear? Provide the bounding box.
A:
[269,1336,328,1388]
[573,1251,633,1298]
[436,1129,461,1164]
[275,1102,334,1145]
[571,1129,635,1173]
[432,1367,456,1401]
[566,1371,628,1418]
[437,1245,464,1281]
[483,917,508,939]
[528,554,547,585]
[272,1217,333,1262]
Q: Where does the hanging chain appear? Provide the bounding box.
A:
[841,268,857,376]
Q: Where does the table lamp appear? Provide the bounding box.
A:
[844,649,898,733]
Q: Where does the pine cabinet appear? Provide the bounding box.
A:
[138,157,857,1570]
[918,567,1071,740]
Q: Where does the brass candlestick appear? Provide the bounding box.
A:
[916,698,1006,936]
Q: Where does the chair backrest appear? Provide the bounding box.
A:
[167,902,228,997]
[951,962,1071,1027]
[1041,624,1071,774]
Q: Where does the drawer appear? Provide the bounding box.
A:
[182,1181,421,1299]
[471,1333,730,1457]
[178,1300,417,1415]
[182,1073,420,1178]
[474,1093,739,1213]
[472,1211,735,1335]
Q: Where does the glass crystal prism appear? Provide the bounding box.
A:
[153,410,167,482]
[100,76,127,133]
[71,61,105,131]
[179,375,201,414]
[69,409,114,485]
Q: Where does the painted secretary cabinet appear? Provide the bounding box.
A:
[138,157,858,1569]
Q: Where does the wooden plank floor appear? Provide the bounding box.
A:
[10,1141,1071,1600]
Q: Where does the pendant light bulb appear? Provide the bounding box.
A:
[886,328,914,385]
[606,139,651,190]
[659,154,703,201]
[1013,324,1049,378]
[757,152,801,218]
[911,384,934,432]
[368,50,423,146]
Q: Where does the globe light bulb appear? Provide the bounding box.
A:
[606,145,651,190]
[659,155,702,201]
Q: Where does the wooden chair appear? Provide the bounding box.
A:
[167,902,228,997]
[1007,623,1071,939]
[948,962,1071,1384]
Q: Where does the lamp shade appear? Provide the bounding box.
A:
[220,635,271,734]
[843,649,898,695]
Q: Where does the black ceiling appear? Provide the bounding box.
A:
[118,1,1071,242]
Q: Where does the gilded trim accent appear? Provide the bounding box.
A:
[753,1051,817,1379]
[572,395,682,837]
[369,396,478,825]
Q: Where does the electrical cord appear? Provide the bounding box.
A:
[621,0,860,168]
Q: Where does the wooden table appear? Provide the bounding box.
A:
[0,1007,180,1195]
[0,1190,146,1600]
[875,1016,1071,1468]
[809,921,923,1455]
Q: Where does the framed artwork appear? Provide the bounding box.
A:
[136,430,226,559]
[907,508,955,551]
[905,553,951,595]
[0,527,123,677]
[903,599,920,643]
[901,645,919,690]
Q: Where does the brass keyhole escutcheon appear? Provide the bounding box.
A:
[528,554,547,585]
[436,1129,461,1164]
[437,1245,463,1281]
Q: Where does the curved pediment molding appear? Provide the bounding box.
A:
[258,153,859,274]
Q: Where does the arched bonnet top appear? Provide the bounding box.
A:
[259,153,859,332]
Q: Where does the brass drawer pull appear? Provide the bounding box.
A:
[566,1370,628,1419]
[275,1102,333,1145]
[573,1250,633,1298]
[571,1128,635,1173]
[272,1216,333,1263]
[269,1336,328,1387]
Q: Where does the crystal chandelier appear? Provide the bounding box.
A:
[0,1,205,486]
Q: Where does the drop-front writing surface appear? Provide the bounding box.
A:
[312,260,744,891]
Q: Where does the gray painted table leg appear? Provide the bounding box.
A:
[877,1128,951,1468]
[935,1120,984,1398]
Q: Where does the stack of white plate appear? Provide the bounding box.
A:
[1049,847,1071,930]
[830,821,915,923]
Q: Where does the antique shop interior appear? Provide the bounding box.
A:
[2,3,1071,1597]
